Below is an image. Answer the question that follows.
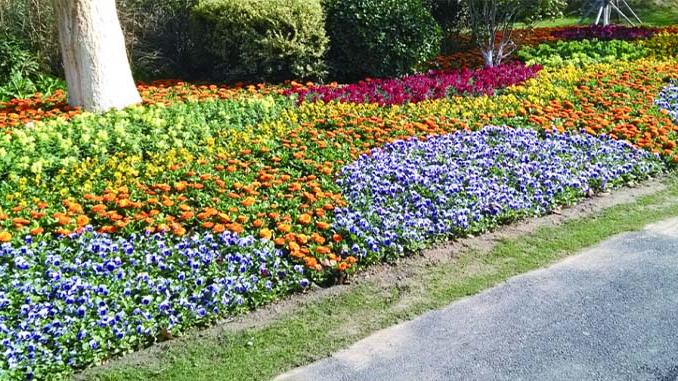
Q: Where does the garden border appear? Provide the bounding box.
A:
[79,174,678,381]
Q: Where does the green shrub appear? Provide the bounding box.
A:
[518,39,650,68]
[0,32,64,101]
[427,0,466,33]
[0,0,60,75]
[324,0,442,80]
[522,0,567,22]
[190,0,328,82]
[0,34,40,83]
[117,0,199,80]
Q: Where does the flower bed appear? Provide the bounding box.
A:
[657,81,678,123]
[431,25,671,71]
[0,126,663,378]
[334,127,663,261]
[0,25,676,379]
[0,229,306,378]
[551,25,656,41]
[0,80,281,130]
[518,39,649,68]
[285,63,541,105]
[0,96,291,179]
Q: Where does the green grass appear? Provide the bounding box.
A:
[80,174,678,381]
[527,5,677,27]
[638,6,678,26]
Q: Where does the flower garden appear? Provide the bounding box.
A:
[0,23,677,379]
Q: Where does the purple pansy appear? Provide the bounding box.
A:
[333,127,662,261]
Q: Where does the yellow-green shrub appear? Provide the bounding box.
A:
[191,0,328,82]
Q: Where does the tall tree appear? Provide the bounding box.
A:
[53,0,141,111]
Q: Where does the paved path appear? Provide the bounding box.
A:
[276,217,678,381]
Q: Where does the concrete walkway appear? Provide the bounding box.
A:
[276,217,678,381]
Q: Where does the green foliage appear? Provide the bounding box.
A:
[0,0,60,74]
[522,0,568,22]
[427,0,467,32]
[0,0,203,81]
[0,34,40,82]
[518,39,650,67]
[117,0,199,80]
[324,0,443,80]
[190,0,328,82]
[0,33,64,102]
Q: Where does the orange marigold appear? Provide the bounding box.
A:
[298,214,312,225]
[259,228,272,240]
[316,221,331,230]
[316,246,331,255]
[227,223,244,234]
[76,215,90,227]
[0,231,11,242]
[91,204,107,213]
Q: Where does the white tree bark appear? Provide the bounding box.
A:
[53,0,141,112]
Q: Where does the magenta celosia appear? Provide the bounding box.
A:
[286,62,541,105]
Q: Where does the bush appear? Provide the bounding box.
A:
[425,0,473,54]
[324,0,442,80]
[0,32,64,101]
[190,0,328,82]
[523,0,567,21]
[0,0,60,75]
[117,0,199,80]
[427,0,466,33]
[0,34,40,84]
[0,0,204,81]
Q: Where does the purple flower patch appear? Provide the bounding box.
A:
[0,230,305,377]
[552,25,656,41]
[334,127,662,260]
[656,80,678,124]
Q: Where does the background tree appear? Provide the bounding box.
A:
[52,0,141,111]
[465,0,566,67]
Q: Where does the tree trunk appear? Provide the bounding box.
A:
[482,50,495,68]
[53,0,141,112]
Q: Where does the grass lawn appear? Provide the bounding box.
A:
[81,173,678,381]
[529,5,677,27]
